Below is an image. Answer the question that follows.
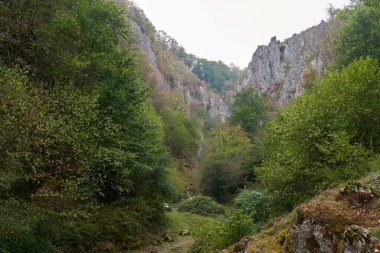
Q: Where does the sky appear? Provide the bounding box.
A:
[131,0,350,68]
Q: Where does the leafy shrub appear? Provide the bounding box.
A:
[189,219,225,253]
[166,163,185,202]
[235,190,270,223]
[222,211,253,244]
[177,195,225,216]
[0,196,169,252]
[0,200,52,253]
[189,211,253,253]
[200,156,241,203]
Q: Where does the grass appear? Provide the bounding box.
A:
[374,228,380,240]
[166,208,214,234]
[370,154,380,172]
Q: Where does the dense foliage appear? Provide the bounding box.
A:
[160,107,200,157]
[194,0,380,250]
[333,0,380,67]
[177,195,225,217]
[189,211,253,253]
[257,58,380,213]
[0,0,172,251]
[200,125,253,202]
[230,87,266,138]
[191,59,241,93]
[234,190,270,224]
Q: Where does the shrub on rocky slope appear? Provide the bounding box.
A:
[223,173,380,253]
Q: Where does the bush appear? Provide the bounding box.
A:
[235,190,270,223]
[0,197,168,252]
[188,219,225,253]
[200,156,241,203]
[189,211,253,253]
[0,200,52,253]
[177,195,225,217]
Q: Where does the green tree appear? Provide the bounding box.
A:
[160,107,199,157]
[258,58,380,213]
[333,0,380,67]
[200,125,252,202]
[229,87,266,138]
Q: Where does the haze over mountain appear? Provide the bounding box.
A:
[132,0,350,67]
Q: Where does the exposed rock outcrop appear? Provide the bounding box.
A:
[343,225,380,253]
[131,21,170,93]
[237,21,331,105]
[223,176,380,253]
[286,222,380,253]
[288,220,338,253]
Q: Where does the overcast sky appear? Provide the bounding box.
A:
[131,0,350,68]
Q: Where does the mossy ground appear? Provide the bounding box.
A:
[166,208,215,233]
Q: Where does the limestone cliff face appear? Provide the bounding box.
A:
[127,7,228,122]
[237,21,331,105]
[131,21,170,93]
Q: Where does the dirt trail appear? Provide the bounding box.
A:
[154,236,194,253]
[133,208,212,253]
[133,236,194,253]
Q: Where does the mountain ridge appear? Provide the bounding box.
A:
[236,21,333,106]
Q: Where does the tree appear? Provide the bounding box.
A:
[229,87,266,138]
[200,125,252,202]
[160,107,199,157]
[333,0,380,67]
[0,0,172,250]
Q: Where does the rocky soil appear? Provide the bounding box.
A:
[223,173,380,253]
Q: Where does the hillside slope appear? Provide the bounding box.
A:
[120,1,229,122]
[223,172,380,253]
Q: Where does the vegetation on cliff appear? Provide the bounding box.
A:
[1,0,379,252]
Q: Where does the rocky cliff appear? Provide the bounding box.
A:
[122,2,228,122]
[237,21,332,105]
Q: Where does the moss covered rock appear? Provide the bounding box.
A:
[343,225,380,253]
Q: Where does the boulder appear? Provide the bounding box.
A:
[288,220,338,253]
[162,230,174,242]
[178,230,190,236]
[343,225,380,253]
